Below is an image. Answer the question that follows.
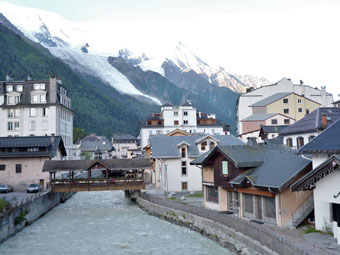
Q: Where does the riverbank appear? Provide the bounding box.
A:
[137,192,336,255]
[0,191,72,244]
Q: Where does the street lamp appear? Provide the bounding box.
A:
[94,146,102,160]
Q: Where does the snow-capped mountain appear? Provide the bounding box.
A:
[138,42,270,93]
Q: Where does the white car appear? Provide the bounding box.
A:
[26,184,42,193]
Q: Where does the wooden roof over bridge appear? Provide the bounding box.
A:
[43,158,151,172]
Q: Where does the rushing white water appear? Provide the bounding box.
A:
[0,191,235,255]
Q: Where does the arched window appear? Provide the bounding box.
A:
[308,135,315,142]
[286,138,293,147]
[297,137,304,149]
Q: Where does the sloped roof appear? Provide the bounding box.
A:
[298,119,340,154]
[150,135,244,159]
[112,134,138,140]
[0,136,66,158]
[241,113,277,121]
[260,125,289,134]
[280,107,340,135]
[230,149,311,190]
[249,92,292,107]
[264,136,284,145]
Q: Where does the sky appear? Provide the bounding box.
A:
[2,0,340,99]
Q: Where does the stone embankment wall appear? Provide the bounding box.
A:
[137,193,307,255]
[0,191,72,244]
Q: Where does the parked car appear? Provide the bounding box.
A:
[0,184,14,193]
[26,184,42,193]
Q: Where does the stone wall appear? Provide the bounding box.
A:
[0,191,72,244]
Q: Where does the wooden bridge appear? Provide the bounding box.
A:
[42,158,151,193]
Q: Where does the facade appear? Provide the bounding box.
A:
[0,136,66,190]
[139,101,226,148]
[258,125,288,141]
[292,120,340,243]
[237,78,334,135]
[111,134,140,159]
[192,139,313,227]
[0,75,74,159]
[280,107,340,149]
[150,134,244,193]
[78,134,113,160]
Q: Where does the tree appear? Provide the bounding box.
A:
[73,127,86,143]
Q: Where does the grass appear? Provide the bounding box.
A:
[167,197,180,201]
[0,198,10,212]
[304,226,332,235]
[187,193,203,198]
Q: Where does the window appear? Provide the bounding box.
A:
[181,182,188,191]
[29,121,35,131]
[7,122,13,131]
[283,98,288,103]
[30,108,37,117]
[222,161,229,175]
[265,197,276,218]
[8,109,14,118]
[298,99,302,104]
[174,120,179,125]
[43,107,49,116]
[7,96,13,104]
[40,94,46,102]
[7,85,13,92]
[183,111,188,116]
[157,121,162,125]
[308,135,315,142]
[201,141,207,151]
[14,122,19,130]
[0,165,5,171]
[286,138,293,147]
[184,120,188,125]
[244,194,254,213]
[209,142,215,149]
[271,119,278,125]
[297,137,304,149]
[34,83,45,90]
[17,85,23,92]
[14,96,20,104]
[181,147,186,157]
[283,109,289,114]
[284,119,290,125]
[16,164,22,173]
[40,84,45,90]
[181,161,187,175]
[206,186,218,203]
[298,108,302,113]
[306,109,310,114]
[33,95,38,103]
[174,111,178,116]
[147,121,152,126]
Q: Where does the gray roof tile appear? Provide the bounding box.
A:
[249,92,292,107]
[241,113,277,121]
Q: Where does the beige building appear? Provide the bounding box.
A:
[0,136,66,191]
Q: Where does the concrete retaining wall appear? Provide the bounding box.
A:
[137,197,277,255]
[0,192,72,244]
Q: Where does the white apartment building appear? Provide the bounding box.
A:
[237,78,334,135]
[0,75,74,159]
[139,101,225,148]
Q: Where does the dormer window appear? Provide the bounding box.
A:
[201,141,207,151]
[210,142,215,149]
[7,85,13,92]
[40,94,46,103]
[17,85,23,92]
[34,83,45,90]
[33,95,38,103]
[7,96,13,105]
[14,96,20,104]
[181,147,186,157]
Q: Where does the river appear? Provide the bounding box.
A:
[0,191,235,255]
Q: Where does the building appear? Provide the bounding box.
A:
[150,134,244,193]
[78,134,113,160]
[258,125,288,141]
[191,139,313,227]
[139,101,226,148]
[0,136,66,190]
[280,107,340,149]
[237,78,334,135]
[0,75,74,158]
[291,119,340,243]
[111,134,140,159]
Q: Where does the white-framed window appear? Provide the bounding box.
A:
[181,182,188,191]
[181,161,187,175]
[34,84,40,90]
[7,96,13,105]
[297,99,302,104]
[40,84,45,90]
[7,122,13,131]
[222,161,229,175]
[29,121,35,131]
[30,108,37,117]
[174,111,178,116]
[183,111,188,116]
[16,85,23,92]
[8,109,14,118]
[14,95,20,104]
[14,122,19,130]
[184,120,188,125]
[40,94,46,103]
[15,109,20,117]
[42,120,48,130]
[6,85,13,92]
[43,107,49,116]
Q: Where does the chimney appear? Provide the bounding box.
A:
[321,113,327,129]
[6,74,13,81]
[49,75,57,104]
[321,86,326,106]
[247,137,258,147]
[27,74,32,81]
[51,134,55,146]
[300,80,303,86]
